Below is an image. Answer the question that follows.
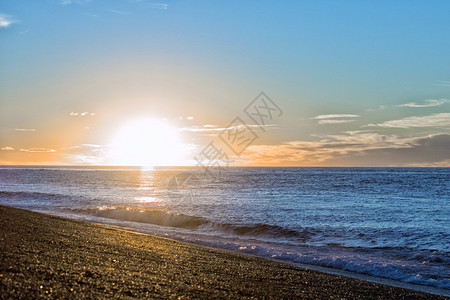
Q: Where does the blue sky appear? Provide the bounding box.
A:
[1,1,450,166]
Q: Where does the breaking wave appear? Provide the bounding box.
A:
[75,207,208,229]
[72,206,317,241]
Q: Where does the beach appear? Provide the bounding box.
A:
[0,205,445,299]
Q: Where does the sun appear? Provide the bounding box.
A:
[109,118,189,167]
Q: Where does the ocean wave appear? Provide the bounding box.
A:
[76,207,208,229]
[204,223,314,240]
[0,190,71,203]
[73,206,316,240]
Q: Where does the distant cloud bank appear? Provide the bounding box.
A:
[242,133,450,167]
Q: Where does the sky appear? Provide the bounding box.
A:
[1,0,450,167]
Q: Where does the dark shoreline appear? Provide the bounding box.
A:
[0,205,446,299]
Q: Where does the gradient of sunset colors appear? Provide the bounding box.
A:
[1,0,450,166]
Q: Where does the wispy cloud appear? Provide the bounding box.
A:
[312,114,360,119]
[437,80,450,87]
[63,144,108,165]
[59,0,91,5]
[145,2,169,10]
[14,128,36,132]
[63,144,103,150]
[181,124,277,133]
[181,125,223,132]
[19,148,56,153]
[398,99,448,108]
[69,112,96,116]
[1,147,14,151]
[132,0,169,9]
[366,113,450,128]
[318,119,356,125]
[0,14,18,28]
[84,13,98,17]
[311,114,360,125]
[108,9,132,15]
[365,105,387,112]
[342,130,375,135]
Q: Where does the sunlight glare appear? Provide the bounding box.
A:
[109,118,188,167]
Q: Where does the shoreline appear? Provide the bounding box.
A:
[99,223,450,297]
[0,205,447,299]
[46,210,450,297]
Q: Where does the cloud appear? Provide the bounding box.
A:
[69,112,95,116]
[240,133,450,167]
[132,0,169,9]
[311,114,360,125]
[366,113,450,128]
[317,119,356,125]
[63,144,103,150]
[1,147,14,151]
[19,148,56,153]
[342,130,375,135]
[145,2,169,10]
[312,114,360,119]
[62,144,108,165]
[367,98,449,112]
[59,0,91,5]
[108,9,132,15]
[406,159,450,167]
[0,14,18,28]
[365,105,387,112]
[340,134,450,166]
[398,99,448,108]
[181,124,277,133]
[182,125,223,132]
[81,143,102,148]
[437,80,450,87]
[14,128,36,132]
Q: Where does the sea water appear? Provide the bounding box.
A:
[0,166,448,291]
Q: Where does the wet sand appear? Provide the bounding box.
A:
[0,205,446,299]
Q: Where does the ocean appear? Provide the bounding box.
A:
[0,166,449,291]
